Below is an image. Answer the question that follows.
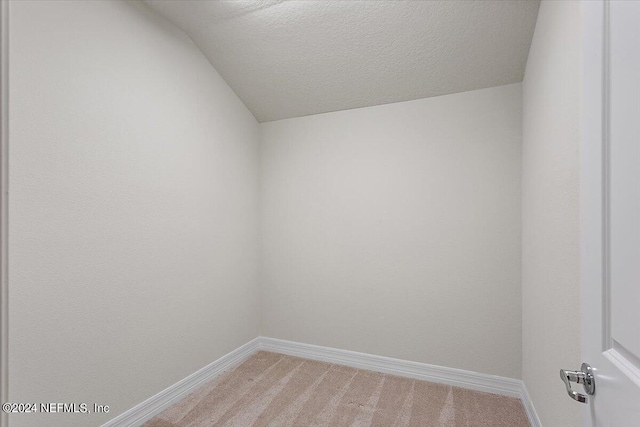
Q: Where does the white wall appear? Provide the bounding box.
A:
[8,2,260,426]
[260,84,523,378]
[522,1,582,426]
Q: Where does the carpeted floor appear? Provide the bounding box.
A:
[143,351,530,427]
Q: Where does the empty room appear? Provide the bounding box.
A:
[1,0,639,426]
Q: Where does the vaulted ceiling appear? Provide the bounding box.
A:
[147,1,540,122]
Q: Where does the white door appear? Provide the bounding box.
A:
[581,1,640,426]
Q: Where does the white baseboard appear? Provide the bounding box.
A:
[519,383,542,427]
[260,337,521,396]
[101,337,260,427]
[103,336,541,427]
[259,337,541,427]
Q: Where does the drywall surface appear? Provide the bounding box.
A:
[522,1,582,426]
[148,0,539,122]
[260,84,523,378]
[8,2,259,426]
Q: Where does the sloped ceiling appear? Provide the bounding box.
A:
[147,1,540,122]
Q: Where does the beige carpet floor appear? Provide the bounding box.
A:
[143,351,530,427]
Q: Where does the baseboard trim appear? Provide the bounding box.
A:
[101,337,260,427]
[103,336,541,427]
[260,337,521,396]
[260,337,541,427]
[519,383,542,427]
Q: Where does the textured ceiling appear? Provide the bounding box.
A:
[147,0,540,122]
